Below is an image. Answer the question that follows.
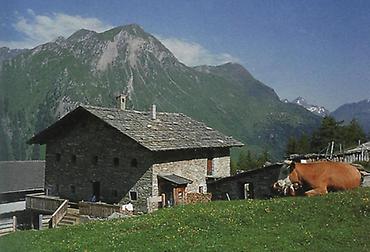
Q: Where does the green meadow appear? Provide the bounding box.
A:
[1,188,369,252]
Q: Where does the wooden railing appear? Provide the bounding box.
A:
[26,194,65,213]
[78,201,120,218]
[0,216,16,236]
[49,200,68,228]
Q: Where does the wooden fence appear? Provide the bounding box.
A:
[78,201,121,218]
[26,194,65,213]
[0,216,16,236]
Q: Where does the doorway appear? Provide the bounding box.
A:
[92,181,100,201]
[157,174,192,207]
[243,182,254,199]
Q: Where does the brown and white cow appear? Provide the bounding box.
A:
[273,161,362,196]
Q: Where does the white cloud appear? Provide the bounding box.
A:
[0,9,112,49]
[158,36,239,66]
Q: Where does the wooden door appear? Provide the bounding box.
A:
[173,187,186,205]
[207,158,213,175]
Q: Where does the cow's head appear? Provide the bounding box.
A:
[273,160,301,196]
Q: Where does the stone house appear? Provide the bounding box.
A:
[28,102,242,212]
[207,163,282,200]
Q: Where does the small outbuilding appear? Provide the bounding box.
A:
[0,161,45,204]
[207,163,282,200]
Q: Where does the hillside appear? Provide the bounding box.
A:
[331,99,370,134]
[0,188,369,251]
[0,47,27,64]
[0,24,320,161]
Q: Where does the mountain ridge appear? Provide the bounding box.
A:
[0,24,320,160]
[331,99,370,134]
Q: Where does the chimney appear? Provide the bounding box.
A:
[151,104,156,120]
[116,94,126,110]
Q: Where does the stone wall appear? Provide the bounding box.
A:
[152,148,230,195]
[45,113,154,212]
[207,164,282,200]
[152,158,207,195]
[211,156,230,178]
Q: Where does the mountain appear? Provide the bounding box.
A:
[0,24,320,161]
[0,47,28,64]
[331,99,370,134]
[291,97,329,117]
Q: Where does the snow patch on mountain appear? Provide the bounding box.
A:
[288,96,329,117]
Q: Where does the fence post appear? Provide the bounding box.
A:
[38,214,43,230]
[12,216,16,232]
[161,193,166,208]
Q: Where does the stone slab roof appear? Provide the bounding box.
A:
[0,161,45,194]
[28,105,243,151]
[158,174,193,185]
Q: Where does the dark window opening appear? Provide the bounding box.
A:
[113,157,119,166]
[92,181,100,201]
[112,190,118,197]
[71,185,76,194]
[243,183,254,199]
[129,191,138,201]
[71,154,77,164]
[92,155,98,165]
[56,153,61,162]
[131,158,138,168]
[207,158,213,175]
[199,186,204,193]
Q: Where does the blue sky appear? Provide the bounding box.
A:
[1,0,369,110]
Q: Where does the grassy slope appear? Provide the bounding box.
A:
[1,188,369,251]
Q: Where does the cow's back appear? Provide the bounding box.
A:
[294,161,361,190]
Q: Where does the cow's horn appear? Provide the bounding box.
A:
[284,160,293,165]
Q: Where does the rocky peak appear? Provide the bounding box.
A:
[68,29,98,42]
[292,96,308,106]
[94,24,178,71]
[291,96,329,117]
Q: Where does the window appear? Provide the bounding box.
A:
[92,155,98,165]
[131,158,138,168]
[56,153,61,162]
[71,185,76,194]
[207,158,213,175]
[113,157,119,166]
[129,191,138,201]
[71,154,77,164]
[199,186,204,193]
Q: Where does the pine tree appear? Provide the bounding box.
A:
[286,137,298,155]
[310,116,340,153]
